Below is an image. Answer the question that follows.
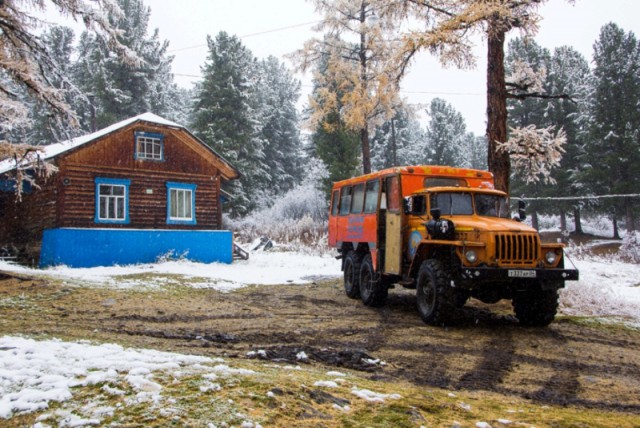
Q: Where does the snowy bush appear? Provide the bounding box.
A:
[620,231,640,263]
[228,159,330,255]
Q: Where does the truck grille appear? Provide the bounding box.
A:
[495,233,539,266]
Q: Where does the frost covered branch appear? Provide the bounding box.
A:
[0,0,140,196]
[497,125,566,184]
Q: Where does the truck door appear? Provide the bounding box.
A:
[384,175,402,274]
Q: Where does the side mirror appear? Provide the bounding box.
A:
[430,207,441,220]
[518,200,526,221]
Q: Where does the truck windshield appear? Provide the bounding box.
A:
[430,192,509,218]
[475,194,509,218]
[430,192,473,215]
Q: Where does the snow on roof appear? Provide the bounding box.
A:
[1,113,183,175]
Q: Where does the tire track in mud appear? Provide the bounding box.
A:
[82,281,640,413]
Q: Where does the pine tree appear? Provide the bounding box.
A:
[72,0,179,129]
[546,46,591,233]
[254,56,304,196]
[370,108,425,170]
[191,32,264,216]
[425,98,467,166]
[583,23,640,232]
[24,26,78,146]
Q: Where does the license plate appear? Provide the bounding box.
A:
[508,270,537,278]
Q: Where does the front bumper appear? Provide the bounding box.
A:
[460,266,579,282]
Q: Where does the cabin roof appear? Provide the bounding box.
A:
[0,112,240,179]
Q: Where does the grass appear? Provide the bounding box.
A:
[3,352,639,427]
[2,272,640,427]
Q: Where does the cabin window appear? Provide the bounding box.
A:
[95,178,130,224]
[351,183,365,214]
[166,182,197,224]
[363,179,379,214]
[339,186,352,216]
[330,190,340,216]
[135,131,164,161]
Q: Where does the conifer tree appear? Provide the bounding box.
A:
[583,23,640,232]
[73,0,179,129]
[191,32,264,216]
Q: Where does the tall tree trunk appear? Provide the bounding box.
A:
[361,126,371,174]
[560,209,567,233]
[612,211,620,239]
[359,2,371,174]
[531,210,539,231]
[486,21,510,194]
[624,197,637,231]
[573,207,583,234]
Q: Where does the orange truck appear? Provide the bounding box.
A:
[328,165,579,326]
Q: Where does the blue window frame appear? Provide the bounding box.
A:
[166,182,197,225]
[134,131,164,161]
[95,178,130,224]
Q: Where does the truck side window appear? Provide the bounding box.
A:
[363,180,379,214]
[386,176,400,213]
[412,195,426,215]
[330,190,340,216]
[351,183,365,214]
[339,186,352,216]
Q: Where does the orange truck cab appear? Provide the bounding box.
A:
[328,165,579,326]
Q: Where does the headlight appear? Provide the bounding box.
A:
[465,250,478,264]
[545,250,558,265]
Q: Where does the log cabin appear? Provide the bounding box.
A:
[0,113,240,267]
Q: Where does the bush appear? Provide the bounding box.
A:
[227,159,331,255]
[620,231,640,263]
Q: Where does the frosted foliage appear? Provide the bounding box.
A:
[498,125,566,184]
[620,231,640,263]
[293,0,403,133]
[229,159,330,255]
[507,59,546,93]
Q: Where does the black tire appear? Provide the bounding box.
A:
[512,284,559,327]
[359,254,388,307]
[415,259,454,325]
[343,251,362,299]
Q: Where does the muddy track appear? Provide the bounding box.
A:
[2,275,640,414]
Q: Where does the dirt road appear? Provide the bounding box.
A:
[1,272,639,415]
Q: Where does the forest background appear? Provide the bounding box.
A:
[2,0,640,239]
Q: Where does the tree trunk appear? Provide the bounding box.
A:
[624,197,637,231]
[573,207,583,234]
[612,212,620,239]
[486,21,510,194]
[358,3,371,175]
[531,210,539,231]
[361,126,371,174]
[560,210,568,242]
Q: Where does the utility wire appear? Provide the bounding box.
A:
[168,20,321,53]
[519,194,640,201]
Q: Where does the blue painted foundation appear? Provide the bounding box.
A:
[40,228,233,268]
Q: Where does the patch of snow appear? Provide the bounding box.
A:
[0,252,341,292]
[296,351,309,362]
[0,336,243,422]
[351,387,401,403]
[314,380,339,388]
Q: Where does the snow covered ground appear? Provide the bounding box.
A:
[0,247,638,424]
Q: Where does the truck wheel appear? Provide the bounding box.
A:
[343,252,362,299]
[512,285,559,326]
[416,259,453,325]
[359,254,388,307]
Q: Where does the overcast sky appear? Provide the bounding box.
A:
[73,0,640,134]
